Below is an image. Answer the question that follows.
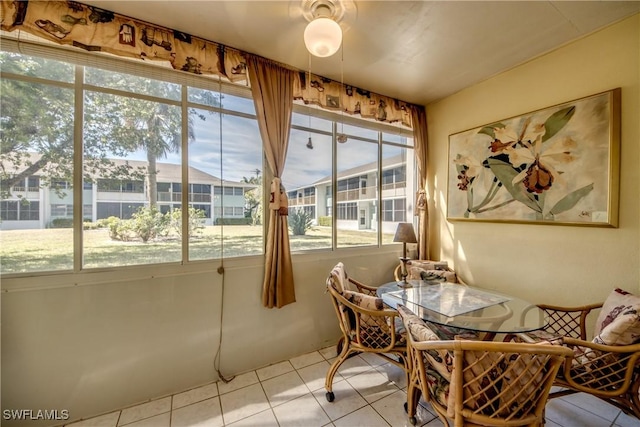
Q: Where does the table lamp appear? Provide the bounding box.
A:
[393,222,417,286]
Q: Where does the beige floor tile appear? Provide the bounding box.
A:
[545,398,612,427]
[319,345,338,360]
[357,351,388,367]
[118,397,171,426]
[119,412,170,427]
[271,393,330,427]
[297,360,336,392]
[335,355,372,379]
[171,397,223,427]
[289,351,325,370]
[256,360,294,381]
[546,419,563,427]
[370,389,414,427]
[172,382,219,410]
[375,361,407,389]
[614,410,640,427]
[65,411,120,427]
[217,371,259,395]
[346,368,399,403]
[332,405,388,427]
[311,378,367,421]
[559,393,621,422]
[220,383,270,425]
[226,408,279,427]
[261,371,309,407]
[423,416,446,427]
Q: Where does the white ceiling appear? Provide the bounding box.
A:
[82,1,639,106]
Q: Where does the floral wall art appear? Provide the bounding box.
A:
[447,89,620,226]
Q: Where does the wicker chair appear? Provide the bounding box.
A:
[324,263,408,402]
[399,304,571,426]
[531,302,640,419]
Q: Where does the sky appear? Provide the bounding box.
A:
[106,93,410,190]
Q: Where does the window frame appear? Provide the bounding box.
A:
[0,37,416,278]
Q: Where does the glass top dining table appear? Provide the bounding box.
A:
[377,280,547,338]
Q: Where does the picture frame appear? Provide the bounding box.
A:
[446,88,620,227]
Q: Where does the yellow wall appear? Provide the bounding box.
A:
[426,14,640,304]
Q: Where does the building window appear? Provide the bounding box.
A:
[51,204,73,217]
[28,176,40,191]
[337,202,358,220]
[1,201,19,221]
[191,204,211,218]
[122,180,144,193]
[19,201,39,220]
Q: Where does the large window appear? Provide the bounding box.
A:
[0,45,415,275]
[283,117,333,252]
[0,52,75,273]
[381,142,414,244]
[187,88,263,261]
[83,69,183,268]
[336,128,379,248]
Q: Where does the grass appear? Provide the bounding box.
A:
[0,225,394,274]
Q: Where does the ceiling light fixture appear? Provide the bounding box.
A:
[303,1,342,57]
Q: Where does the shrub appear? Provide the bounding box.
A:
[289,209,312,236]
[215,218,252,225]
[168,207,205,237]
[50,218,73,228]
[318,216,332,227]
[106,217,135,241]
[130,206,167,242]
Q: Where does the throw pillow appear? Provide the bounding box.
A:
[594,305,640,346]
[594,288,640,338]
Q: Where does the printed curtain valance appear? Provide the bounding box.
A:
[1,0,414,128]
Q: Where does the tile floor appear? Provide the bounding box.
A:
[64,345,638,427]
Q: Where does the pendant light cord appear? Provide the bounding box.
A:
[213,76,234,384]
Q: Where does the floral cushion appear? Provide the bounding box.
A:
[571,297,640,375]
[406,260,449,271]
[406,260,456,282]
[343,290,384,311]
[397,304,455,381]
[329,262,358,293]
[417,269,458,283]
[425,321,479,341]
[593,288,640,345]
[594,306,640,346]
[343,290,404,348]
[425,368,450,409]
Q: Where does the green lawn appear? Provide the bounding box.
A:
[0,225,394,274]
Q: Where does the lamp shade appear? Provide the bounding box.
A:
[304,17,342,57]
[393,223,417,244]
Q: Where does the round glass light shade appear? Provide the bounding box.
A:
[304,17,342,58]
